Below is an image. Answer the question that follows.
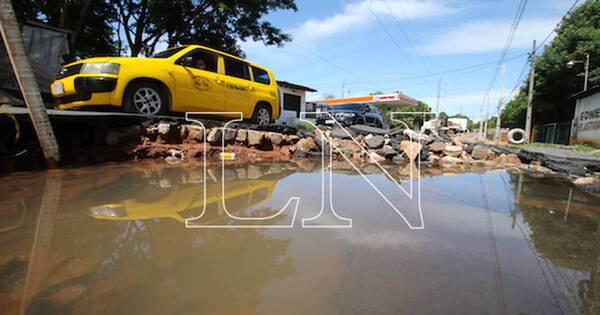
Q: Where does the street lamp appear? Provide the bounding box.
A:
[567,53,590,91]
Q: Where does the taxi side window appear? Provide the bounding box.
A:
[180,49,218,73]
[224,57,250,80]
[252,67,270,85]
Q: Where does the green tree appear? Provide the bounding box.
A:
[388,101,433,129]
[531,0,600,123]
[113,0,297,56]
[11,0,297,58]
[11,0,117,57]
[500,91,527,128]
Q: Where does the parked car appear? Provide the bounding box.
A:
[316,103,384,128]
[50,45,279,125]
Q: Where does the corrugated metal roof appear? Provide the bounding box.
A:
[277,80,317,92]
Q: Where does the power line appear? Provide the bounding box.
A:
[362,0,434,89]
[501,58,530,106]
[495,0,582,114]
[357,52,527,85]
[381,0,433,74]
[392,0,433,58]
[538,0,581,47]
[480,0,529,129]
[485,0,529,94]
[291,42,384,92]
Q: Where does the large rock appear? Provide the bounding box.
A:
[452,136,464,147]
[420,145,430,161]
[336,139,362,155]
[286,135,301,144]
[444,145,463,157]
[429,141,445,153]
[235,129,247,143]
[471,145,491,160]
[400,140,422,162]
[296,137,317,153]
[350,124,387,135]
[269,132,284,146]
[439,156,463,168]
[379,145,398,158]
[495,153,522,166]
[185,125,204,143]
[330,127,354,139]
[157,122,170,135]
[206,128,221,145]
[403,128,418,139]
[364,135,385,149]
[247,130,264,146]
[368,151,386,163]
[222,128,237,144]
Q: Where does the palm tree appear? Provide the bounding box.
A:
[0,0,60,166]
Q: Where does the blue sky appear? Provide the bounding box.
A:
[239,0,577,119]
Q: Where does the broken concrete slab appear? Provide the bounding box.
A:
[365,135,385,149]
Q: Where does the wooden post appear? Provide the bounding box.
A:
[19,175,61,315]
[0,0,60,166]
[525,40,536,144]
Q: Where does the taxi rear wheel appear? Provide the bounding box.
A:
[251,103,272,126]
[124,81,168,116]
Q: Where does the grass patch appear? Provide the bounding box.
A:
[294,122,315,131]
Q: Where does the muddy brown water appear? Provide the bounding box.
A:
[0,161,598,315]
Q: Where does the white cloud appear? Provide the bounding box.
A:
[419,18,557,55]
[293,0,457,45]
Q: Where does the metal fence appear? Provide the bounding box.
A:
[535,122,571,144]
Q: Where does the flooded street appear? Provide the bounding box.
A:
[0,161,599,315]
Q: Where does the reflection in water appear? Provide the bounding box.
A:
[0,161,598,314]
[509,172,600,315]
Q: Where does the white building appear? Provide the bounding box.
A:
[571,86,600,146]
[276,81,317,126]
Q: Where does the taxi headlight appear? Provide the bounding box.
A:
[80,62,120,75]
[88,205,126,217]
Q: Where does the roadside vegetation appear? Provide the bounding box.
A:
[483,0,600,129]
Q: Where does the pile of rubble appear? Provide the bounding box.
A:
[121,120,533,171]
[90,119,600,194]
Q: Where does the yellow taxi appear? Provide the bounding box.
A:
[50,45,279,125]
[88,178,277,224]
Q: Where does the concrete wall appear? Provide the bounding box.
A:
[572,92,600,146]
[276,86,306,126]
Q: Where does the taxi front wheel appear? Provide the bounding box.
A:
[251,103,272,125]
[123,81,168,116]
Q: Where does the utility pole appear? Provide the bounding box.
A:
[435,78,442,114]
[483,93,490,138]
[435,78,441,133]
[525,40,536,143]
[584,53,590,91]
[495,63,505,142]
[0,0,60,166]
[341,81,345,98]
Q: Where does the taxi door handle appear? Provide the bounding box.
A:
[248,86,255,91]
[215,79,224,84]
